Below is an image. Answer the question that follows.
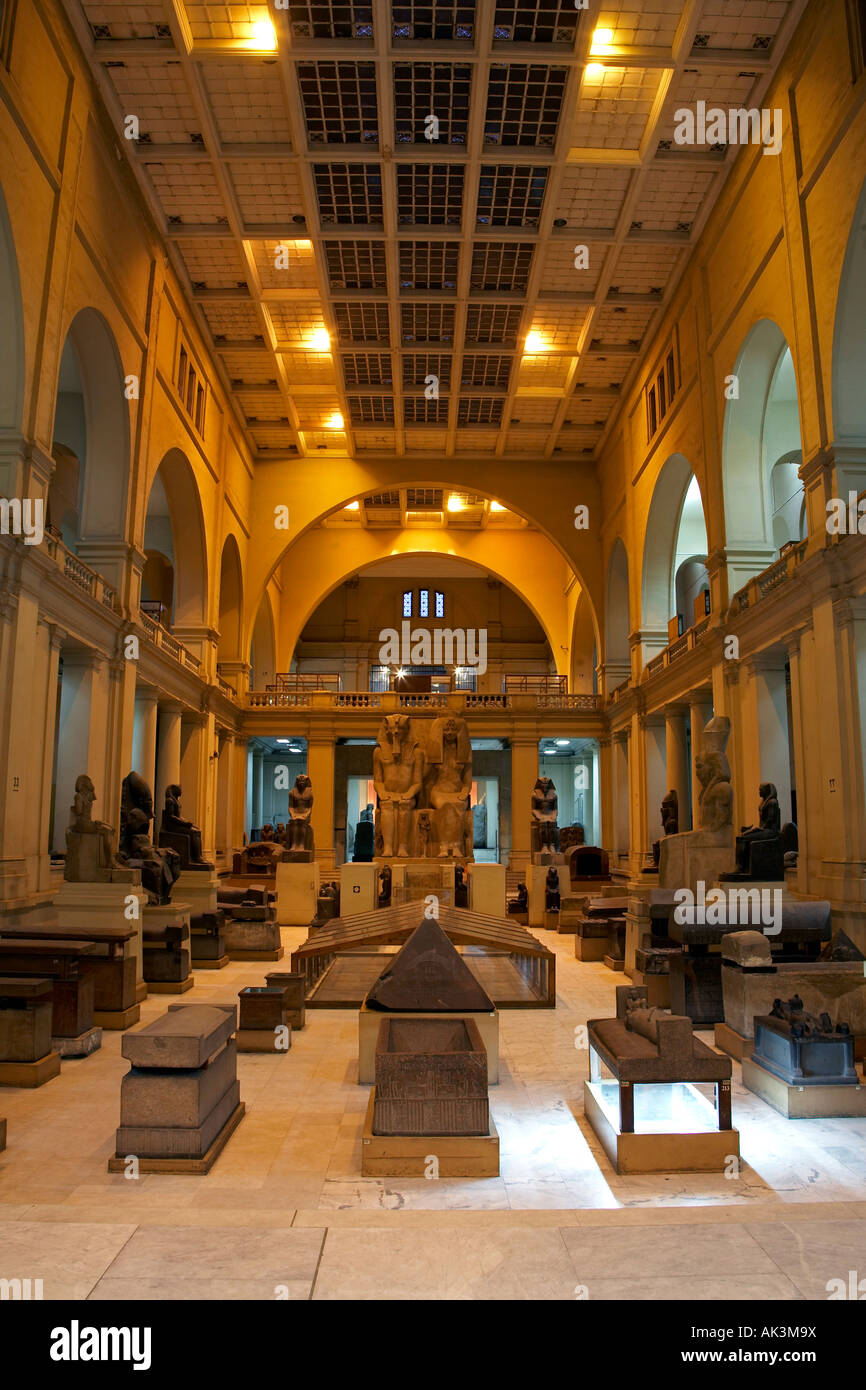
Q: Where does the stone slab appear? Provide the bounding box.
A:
[361,1089,499,1177]
[110,1099,245,1172]
[339,862,378,916]
[275,862,320,926]
[466,863,506,918]
[741,1056,866,1118]
[120,1040,237,1128]
[54,1025,102,1058]
[122,1003,236,1069]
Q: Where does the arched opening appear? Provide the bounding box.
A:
[217,534,244,663]
[721,320,804,587]
[833,174,866,453]
[49,309,130,554]
[0,179,24,439]
[142,450,208,628]
[642,455,708,645]
[604,537,630,689]
[250,591,277,690]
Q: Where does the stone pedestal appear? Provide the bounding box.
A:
[276,862,320,926]
[0,978,61,1087]
[53,880,149,984]
[526,864,568,927]
[339,862,378,916]
[659,827,735,896]
[466,863,506,918]
[109,1003,244,1172]
[175,869,219,915]
[236,987,292,1053]
[264,971,306,1029]
[224,917,283,960]
[386,860,456,907]
[358,1002,498,1083]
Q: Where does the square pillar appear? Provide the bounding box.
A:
[509,736,539,872]
[307,736,335,870]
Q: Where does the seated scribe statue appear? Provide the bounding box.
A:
[159,783,213,871]
[117,772,181,904]
[64,774,131,882]
[721,782,784,882]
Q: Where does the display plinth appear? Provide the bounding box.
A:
[54,1025,102,1057]
[358,1002,499,1083]
[276,861,320,925]
[340,862,378,916]
[629,968,670,1007]
[107,1102,245,1174]
[574,935,607,962]
[0,1052,61,1088]
[714,1021,752,1061]
[741,1056,866,1118]
[53,880,149,983]
[526,863,568,927]
[147,977,195,995]
[175,870,219,914]
[236,1028,292,1054]
[224,917,284,960]
[135,981,148,1002]
[584,1080,739,1173]
[93,1003,140,1030]
[361,1089,499,1177]
[466,863,506,918]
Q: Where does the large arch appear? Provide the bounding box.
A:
[51,308,131,548]
[250,589,278,689]
[245,462,603,661]
[144,449,208,626]
[641,454,707,633]
[217,533,244,662]
[0,180,24,436]
[268,527,573,683]
[833,175,866,448]
[721,319,803,582]
[605,537,630,670]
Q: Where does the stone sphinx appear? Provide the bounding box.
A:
[659,716,735,894]
[373,714,424,858]
[159,784,213,871]
[286,774,315,858]
[118,772,181,905]
[64,774,130,883]
[721,783,784,882]
[425,715,472,858]
[530,776,559,855]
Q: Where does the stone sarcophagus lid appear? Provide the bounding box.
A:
[372,1016,488,1136]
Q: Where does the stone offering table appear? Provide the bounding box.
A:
[585,985,738,1173]
[108,1003,244,1173]
[0,977,61,1087]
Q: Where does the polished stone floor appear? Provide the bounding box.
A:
[2,925,866,1299]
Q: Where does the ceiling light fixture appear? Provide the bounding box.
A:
[325,412,344,430]
[446,496,464,512]
[584,62,606,81]
[309,329,330,351]
[489,500,506,512]
[249,19,277,50]
[590,27,614,53]
[524,331,548,353]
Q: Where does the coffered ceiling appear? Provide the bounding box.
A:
[65,0,805,465]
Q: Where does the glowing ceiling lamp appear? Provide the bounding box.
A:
[584,62,606,81]
[309,328,330,351]
[489,500,506,512]
[325,412,344,430]
[524,330,549,353]
[344,500,360,510]
[590,27,614,53]
[446,495,465,512]
[250,19,277,50]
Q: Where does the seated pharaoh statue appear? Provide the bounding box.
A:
[117,771,181,905]
[285,774,315,858]
[64,774,133,883]
[659,715,735,894]
[426,715,473,858]
[159,784,213,871]
[720,782,785,882]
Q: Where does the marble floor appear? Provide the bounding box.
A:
[2,926,866,1300]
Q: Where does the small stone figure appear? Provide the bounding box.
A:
[769,994,850,1039]
[275,822,288,846]
[287,774,314,853]
[377,863,392,908]
[545,866,561,912]
[159,783,213,870]
[417,811,432,858]
[64,774,123,882]
[661,788,679,836]
[530,776,560,854]
[508,882,529,916]
[260,823,276,843]
[455,863,469,908]
[118,772,181,905]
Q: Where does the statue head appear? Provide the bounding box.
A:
[75,774,95,800]
[534,776,555,793]
[126,807,150,838]
[759,782,778,800]
[428,715,470,762]
[167,783,182,800]
[378,713,412,754]
[294,774,312,794]
[122,771,154,821]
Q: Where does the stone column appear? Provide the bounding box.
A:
[251,747,265,834]
[612,730,630,859]
[232,736,248,850]
[785,631,809,894]
[642,714,667,857]
[738,652,792,828]
[688,693,713,830]
[598,735,612,852]
[214,730,233,863]
[180,712,214,862]
[307,736,336,871]
[509,735,539,871]
[132,687,159,798]
[664,703,691,830]
[155,703,183,840]
[104,645,139,833]
[35,623,65,896]
[52,650,111,854]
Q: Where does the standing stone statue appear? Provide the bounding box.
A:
[661,788,679,836]
[287,774,315,854]
[426,715,472,857]
[695,717,733,831]
[373,714,424,858]
[545,866,561,911]
[118,772,181,904]
[64,774,129,882]
[530,776,560,854]
[159,784,213,870]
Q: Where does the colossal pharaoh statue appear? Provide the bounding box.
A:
[373,714,424,858]
[659,715,735,894]
[426,715,472,858]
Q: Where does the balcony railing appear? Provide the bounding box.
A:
[732,539,807,613]
[245,689,603,714]
[43,531,116,609]
[503,673,568,694]
[642,615,712,682]
[139,610,201,675]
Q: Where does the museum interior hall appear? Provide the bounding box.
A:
[3,0,866,1312]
